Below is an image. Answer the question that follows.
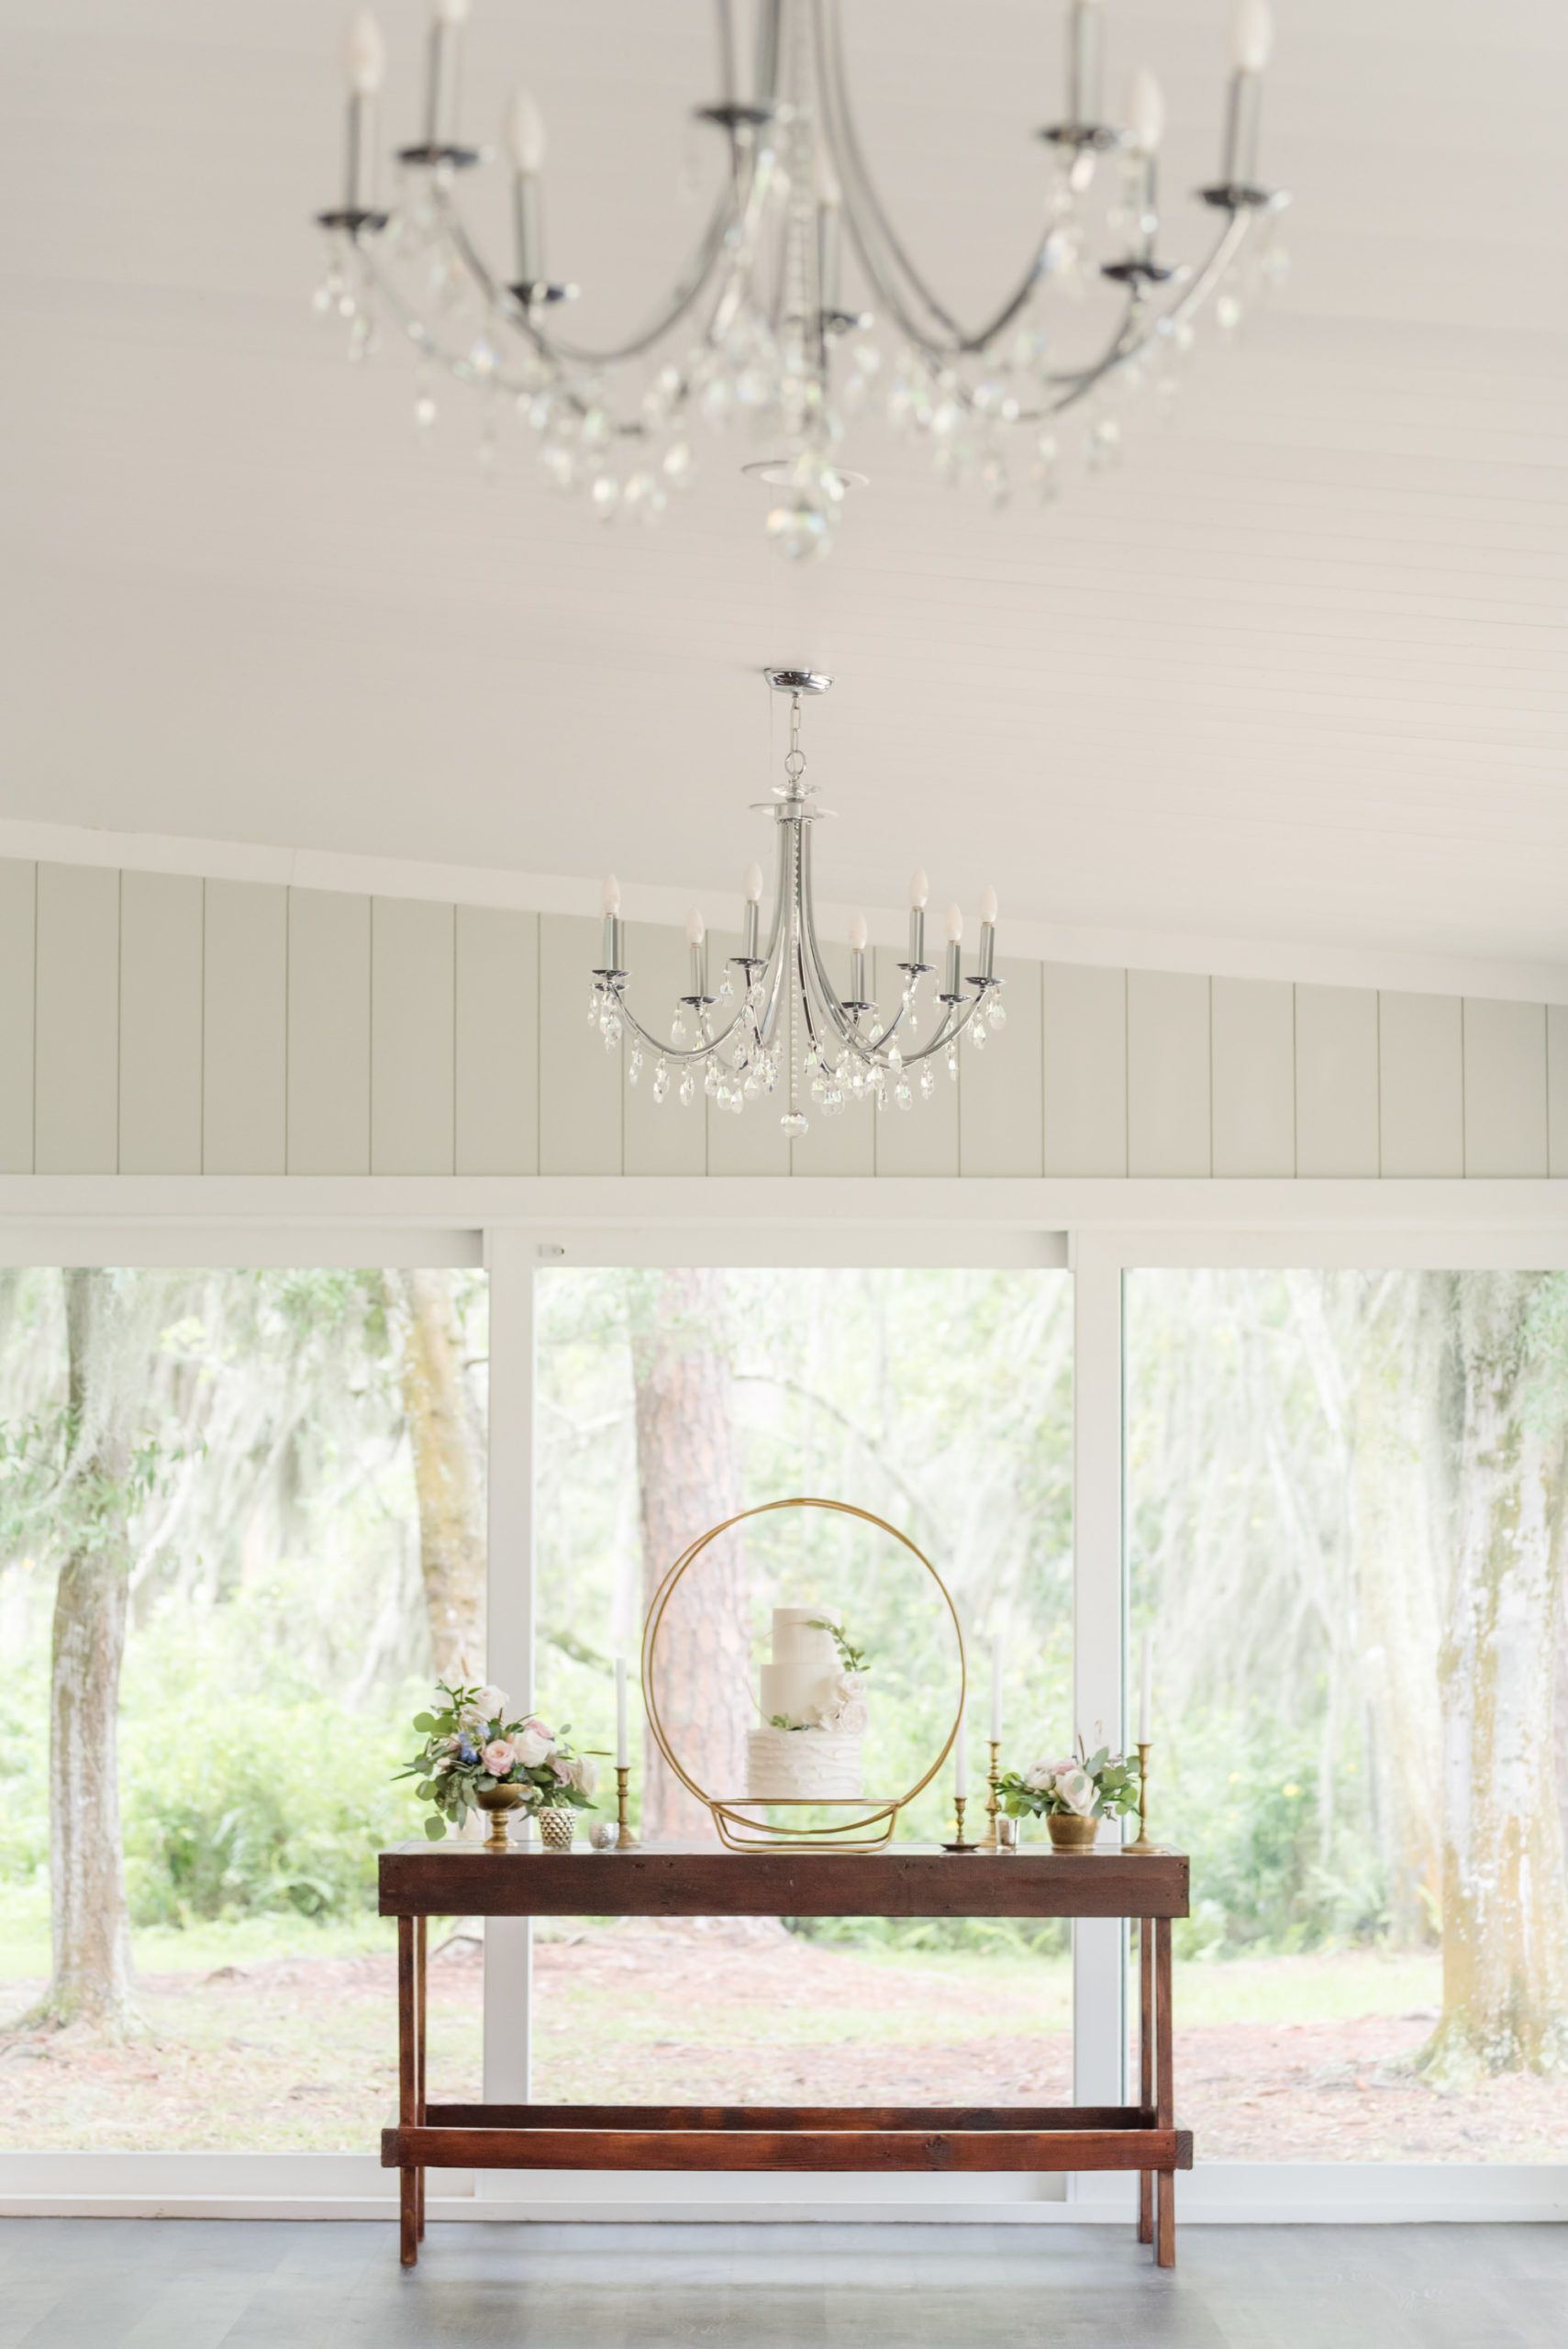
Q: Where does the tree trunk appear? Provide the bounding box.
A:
[1420,1273,1568,2082]
[36,1271,139,2034]
[1351,1276,1443,1944]
[389,1272,486,1687]
[630,1268,750,1843]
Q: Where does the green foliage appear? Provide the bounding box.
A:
[1165,1709,1386,1957]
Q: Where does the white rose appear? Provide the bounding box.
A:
[1055,1766,1096,1817]
[1022,1762,1053,1794]
[472,1684,507,1720]
[566,1753,599,1798]
[514,1726,553,1769]
[833,1669,865,1703]
[836,1698,870,1737]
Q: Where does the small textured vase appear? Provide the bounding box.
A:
[538,1805,576,1851]
[1046,1811,1101,1852]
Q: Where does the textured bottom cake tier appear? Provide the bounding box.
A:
[745,1725,865,1802]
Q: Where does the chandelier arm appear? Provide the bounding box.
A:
[796,817,870,1059]
[817,0,1058,361]
[1034,205,1253,403]
[431,173,746,374]
[609,983,759,1066]
[890,991,987,1066]
[814,0,966,346]
[348,232,579,406]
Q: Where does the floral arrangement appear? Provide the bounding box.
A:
[398,1681,600,1842]
[767,1617,870,1735]
[998,1736,1140,1821]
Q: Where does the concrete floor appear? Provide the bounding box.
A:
[2,2219,1565,2348]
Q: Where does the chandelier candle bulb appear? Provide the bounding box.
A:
[423,0,470,153]
[342,12,385,217]
[943,905,963,998]
[817,149,843,318]
[978,886,997,983]
[504,89,548,288]
[907,869,929,967]
[600,874,624,972]
[849,911,868,1003]
[1222,0,1273,187]
[686,907,706,997]
[741,862,763,960]
[1067,0,1104,129]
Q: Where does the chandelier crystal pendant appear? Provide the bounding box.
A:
[590,671,1003,1137]
[312,0,1289,558]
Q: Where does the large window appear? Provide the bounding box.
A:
[0,1267,487,2151]
[1127,1268,1568,2164]
[533,1264,1073,2107]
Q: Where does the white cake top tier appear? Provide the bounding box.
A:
[771,1605,840,1665]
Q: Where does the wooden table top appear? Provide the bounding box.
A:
[378,1842,1189,1920]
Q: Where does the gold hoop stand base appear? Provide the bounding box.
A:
[709,1798,902,1853]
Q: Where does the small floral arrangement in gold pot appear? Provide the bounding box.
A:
[997,1737,1140,1852]
[398,1681,601,1850]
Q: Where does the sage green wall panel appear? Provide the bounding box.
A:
[287,888,371,1175]
[455,906,538,1176]
[372,896,455,1176]
[35,863,118,1174]
[119,871,204,1175]
[0,861,35,1174]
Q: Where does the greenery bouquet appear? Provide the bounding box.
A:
[998,1737,1140,1821]
[398,1681,600,1842]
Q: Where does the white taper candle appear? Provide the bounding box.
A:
[616,1654,629,1769]
[1139,1631,1152,1745]
[990,1637,1004,1743]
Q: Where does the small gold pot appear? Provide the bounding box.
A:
[538,1805,576,1852]
[1046,1810,1101,1853]
[474,1783,528,1853]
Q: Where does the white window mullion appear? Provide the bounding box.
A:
[482,1229,535,2128]
[1070,1235,1127,2119]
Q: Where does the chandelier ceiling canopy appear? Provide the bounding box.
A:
[314,0,1289,558]
[590,669,1003,1136]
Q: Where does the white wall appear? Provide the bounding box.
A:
[3,859,1561,1181]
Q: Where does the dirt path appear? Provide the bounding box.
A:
[2,1920,1562,2160]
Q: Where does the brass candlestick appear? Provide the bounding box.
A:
[982,1740,1002,1850]
[941,1793,978,1853]
[1128,1740,1152,1851]
[613,1764,640,1849]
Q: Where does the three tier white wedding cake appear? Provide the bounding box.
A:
[745,1605,869,1802]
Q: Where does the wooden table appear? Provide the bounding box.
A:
[379,1842,1192,2268]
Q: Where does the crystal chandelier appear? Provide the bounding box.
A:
[313,0,1288,557]
[590,670,1003,1135]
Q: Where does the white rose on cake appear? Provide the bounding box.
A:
[814,1670,868,1733]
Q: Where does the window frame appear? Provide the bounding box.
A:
[2,1175,1566,2223]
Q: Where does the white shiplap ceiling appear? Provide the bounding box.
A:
[1,0,1565,994]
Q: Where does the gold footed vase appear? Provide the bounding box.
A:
[474,1783,528,1853]
[1046,1811,1101,1853]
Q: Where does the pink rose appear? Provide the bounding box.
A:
[550,1755,572,1783]
[483,1739,517,1777]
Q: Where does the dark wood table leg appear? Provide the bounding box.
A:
[398,1914,418,2267]
[1139,1916,1154,2246]
[1154,1914,1174,2268]
[416,1915,428,2243]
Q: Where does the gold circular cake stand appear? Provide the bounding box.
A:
[640,1496,966,1852]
